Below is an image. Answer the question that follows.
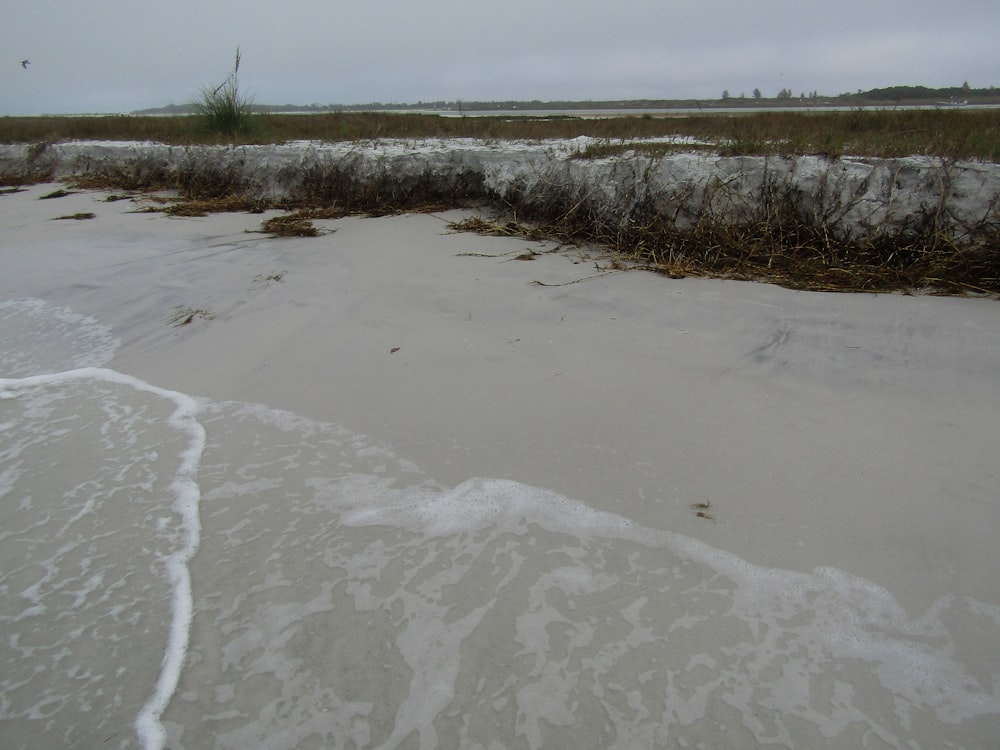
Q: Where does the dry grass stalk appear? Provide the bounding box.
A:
[39,188,73,199]
[488,166,1000,295]
[260,213,320,237]
[448,216,549,241]
[161,195,267,217]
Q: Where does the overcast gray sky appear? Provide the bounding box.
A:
[2,0,998,115]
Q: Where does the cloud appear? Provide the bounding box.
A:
[2,0,997,114]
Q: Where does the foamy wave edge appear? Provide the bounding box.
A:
[1,367,205,750]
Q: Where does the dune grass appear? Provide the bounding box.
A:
[195,48,257,138]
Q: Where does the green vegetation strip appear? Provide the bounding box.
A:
[2,109,999,162]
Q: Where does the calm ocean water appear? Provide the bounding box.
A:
[2,297,999,749]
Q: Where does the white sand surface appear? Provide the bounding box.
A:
[2,184,999,749]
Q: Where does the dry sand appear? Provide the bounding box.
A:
[2,184,999,748]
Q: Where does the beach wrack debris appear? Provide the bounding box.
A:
[52,212,96,221]
[168,307,215,327]
[690,501,715,521]
[38,188,73,199]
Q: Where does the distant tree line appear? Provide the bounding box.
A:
[722,82,996,103]
[857,83,992,100]
[132,83,999,117]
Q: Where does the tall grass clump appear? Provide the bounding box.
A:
[196,47,256,138]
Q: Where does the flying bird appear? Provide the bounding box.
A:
[21,59,30,69]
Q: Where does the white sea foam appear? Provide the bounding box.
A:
[0,298,119,377]
[0,369,204,750]
[322,475,1000,747]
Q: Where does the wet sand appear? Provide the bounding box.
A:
[2,184,999,748]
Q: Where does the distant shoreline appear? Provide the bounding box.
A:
[129,84,1000,117]
[130,100,1000,119]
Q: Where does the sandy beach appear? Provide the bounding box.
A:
[2,183,999,748]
